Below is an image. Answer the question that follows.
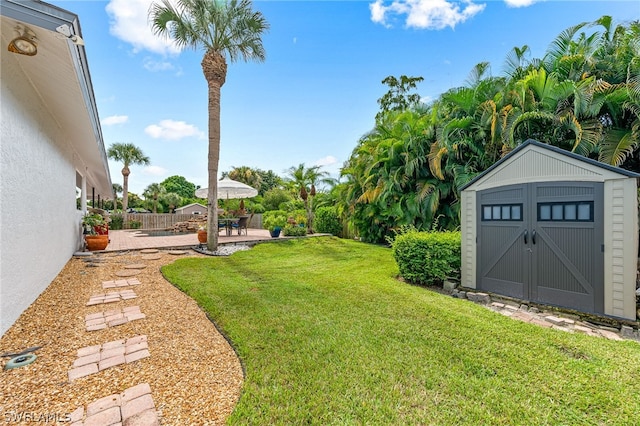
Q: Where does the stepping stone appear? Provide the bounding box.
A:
[124,263,147,269]
[69,336,150,381]
[69,383,159,425]
[141,254,162,260]
[103,279,140,289]
[140,249,159,254]
[168,250,187,255]
[115,269,142,277]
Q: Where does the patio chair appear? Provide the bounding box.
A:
[232,216,249,235]
[218,221,227,234]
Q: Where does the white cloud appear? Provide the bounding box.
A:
[420,95,434,104]
[102,115,129,125]
[370,0,486,30]
[145,119,205,140]
[370,1,389,26]
[504,0,539,7]
[143,165,168,176]
[314,155,338,167]
[143,57,175,72]
[106,0,181,55]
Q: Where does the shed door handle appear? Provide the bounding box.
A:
[524,230,528,244]
[532,229,536,245]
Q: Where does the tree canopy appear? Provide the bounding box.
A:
[338,16,640,243]
[160,175,196,199]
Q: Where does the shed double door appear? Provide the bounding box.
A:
[477,182,604,314]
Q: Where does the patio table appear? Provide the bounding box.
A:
[218,218,238,236]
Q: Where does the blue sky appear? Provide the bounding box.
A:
[50,0,639,196]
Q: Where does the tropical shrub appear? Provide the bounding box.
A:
[314,206,342,236]
[392,230,461,285]
[110,213,124,230]
[263,188,293,211]
[283,224,307,236]
[127,219,142,229]
[250,203,265,214]
[262,210,287,231]
[290,209,307,226]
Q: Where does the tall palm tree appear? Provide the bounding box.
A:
[112,183,123,211]
[286,163,330,233]
[150,0,269,251]
[143,183,166,213]
[107,143,150,212]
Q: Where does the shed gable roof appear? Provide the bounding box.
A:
[461,139,640,191]
[176,203,206,210]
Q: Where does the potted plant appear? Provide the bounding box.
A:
[197,225,207,243]
[263,211,287,238]
[82,213,109,251]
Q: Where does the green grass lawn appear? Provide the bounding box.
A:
[162,237,640,425]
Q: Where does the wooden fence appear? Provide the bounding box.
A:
[122,214,200,230]
[122,213,263,230]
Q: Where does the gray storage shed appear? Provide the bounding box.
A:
[460,139,639,320]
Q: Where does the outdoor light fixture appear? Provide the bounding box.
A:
[56,24,84,46]
[7,25,38,56]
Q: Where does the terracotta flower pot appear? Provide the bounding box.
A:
[197,229,207,243]
[85,235,109,251]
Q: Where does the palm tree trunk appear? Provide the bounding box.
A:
[202,50,227,251]
[122,166,130,212]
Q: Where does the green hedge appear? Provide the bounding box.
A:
[110,214,124,230]
[392,230,461,285]
[314,206,342,236]
[283,224,307,236]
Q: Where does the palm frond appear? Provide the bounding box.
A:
[598,128,639,165]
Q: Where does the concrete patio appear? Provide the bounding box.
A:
[104,228,274,251]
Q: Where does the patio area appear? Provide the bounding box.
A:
[104,228,274,251]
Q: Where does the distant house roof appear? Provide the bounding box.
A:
[175,203,207,212]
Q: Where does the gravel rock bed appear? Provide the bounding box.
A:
[192,244,251,256]
[0,250,243,425]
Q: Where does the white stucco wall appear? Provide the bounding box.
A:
[1,55,82,335]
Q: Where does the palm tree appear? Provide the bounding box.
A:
[112,183,123,211]
[143,183,166,213]
[162,192,182,214]
[286,163,330,233]
[228,165,263,191]
[107,143,150,212]
[150,0,269,251]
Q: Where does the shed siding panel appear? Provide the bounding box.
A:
[470,146,630,192]
[603,179,637,319]
[461,191,476,288]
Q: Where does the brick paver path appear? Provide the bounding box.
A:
[68,383,159,425]
[86,289,137,306]
[85,306,146,331]
[102,278,142,289]
[68,335,150,381]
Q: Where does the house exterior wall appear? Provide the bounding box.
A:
[0,54,82,335]
[176,204,207,215]
[603,178,638,319]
